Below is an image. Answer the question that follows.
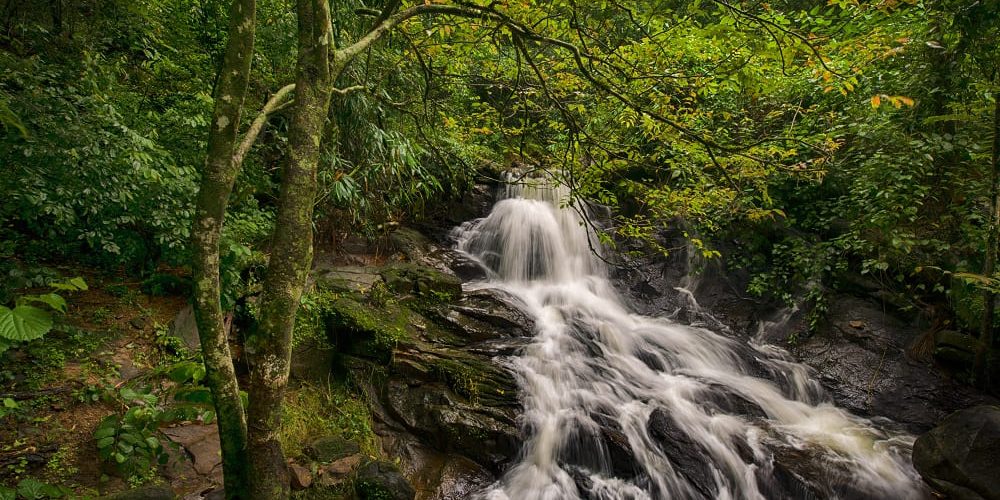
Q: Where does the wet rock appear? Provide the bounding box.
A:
[289,463,313,490]
[105,486,176,499]
[647,409,716,498]
[383,380,519,471]
[390,227,433,261]
[380,263,462,301]
[913,405,1000,500]
[790,296,998,432]
[933,330,979,368]
[305,436,361,463]
[399,443,495,500]
[355,461,416,500]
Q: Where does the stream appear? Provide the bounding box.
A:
[451,178,927,500]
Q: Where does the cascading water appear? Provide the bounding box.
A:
[453,177,927,500]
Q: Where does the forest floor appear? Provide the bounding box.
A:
[1,265,207,497]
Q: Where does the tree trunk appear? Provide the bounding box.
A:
[245,1,334,498]
[190,0,256,498]
[977,93,1000,385]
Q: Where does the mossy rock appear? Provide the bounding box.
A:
[315,266,382,294]
[326,296,415,362]
[306,435,362,463]
[379,263,462,302]
[105,486,175,500]
[355,461,415,500]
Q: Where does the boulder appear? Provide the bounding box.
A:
[933,330,980,368]
[105,486,175,500]
[305,436,361,463]
[913,405,1000,500]
[314,266,382,294]
[355,461,416,500]
[379,263,462,301]
[389,228,433,261]
[289,462,313,490]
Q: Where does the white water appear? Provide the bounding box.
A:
[453,178,925,500]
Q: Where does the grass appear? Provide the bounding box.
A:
[280,382,379,461]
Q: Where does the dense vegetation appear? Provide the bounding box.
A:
[1,0,997,498]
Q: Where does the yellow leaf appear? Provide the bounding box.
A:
[870,95,881,108]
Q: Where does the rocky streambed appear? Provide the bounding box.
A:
[286,203,999,499]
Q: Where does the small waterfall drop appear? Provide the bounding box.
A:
[453,177,925,500]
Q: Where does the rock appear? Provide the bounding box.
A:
[130,316,148,330]
[319,454,363,479]
[934,330,980,367]
[379,263,462,301]
[289,463,313,490]
[105,486,175,499]
[314,265,382,293]
[788,296,998,432]
[162,424,222,476]
[170,305,202,353]
[327,296,415,362]
[355,461,416,500]
[913,405,1000,500]
[305,436,361,463]
[389,227,432,261]
[290,338,335,382]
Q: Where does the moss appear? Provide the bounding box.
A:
[326,296,412,363]
[279,383,379,461]
[378,263,461,302]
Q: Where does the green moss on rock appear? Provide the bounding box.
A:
[379,263,462,302]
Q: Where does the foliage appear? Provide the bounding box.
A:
[0,478,71,500]
[279,384,378,460]
[94,388,171,483]
[0,278,86,354]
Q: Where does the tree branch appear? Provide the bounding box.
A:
[233,83,296,168]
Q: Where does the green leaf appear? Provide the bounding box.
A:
[94,426,117,440]
[26,293,67,313]
[0,486,15,500]
[97,436,115,449]
[16,478,48,500]
[0,305,53,341]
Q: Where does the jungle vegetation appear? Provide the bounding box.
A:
[1,0,998,498]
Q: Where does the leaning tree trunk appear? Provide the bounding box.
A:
[245,0,334,498]
[976,93,1000,385]
[190,0,256,497]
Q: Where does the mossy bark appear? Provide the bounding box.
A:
[189,0,256,497]
[245,1,336,498]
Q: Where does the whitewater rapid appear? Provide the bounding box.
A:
[452,178,926,500]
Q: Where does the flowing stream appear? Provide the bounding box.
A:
[452,178,926,500]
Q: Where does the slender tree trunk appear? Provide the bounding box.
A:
[977,93,1000,385]
[245,1,334,498]
[190,0,256,498]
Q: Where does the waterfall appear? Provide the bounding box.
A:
[452,177,926,500]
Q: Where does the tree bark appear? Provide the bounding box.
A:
[190,0,256,498]
[976,93,1000,385]
[244,1,334,498]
